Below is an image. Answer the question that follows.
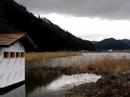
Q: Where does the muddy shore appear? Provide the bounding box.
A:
[29,66,106,75]
[65,73,130,97]
[28,66,130,97]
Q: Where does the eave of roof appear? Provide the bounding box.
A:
[0,32,37,50]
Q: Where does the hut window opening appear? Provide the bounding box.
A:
[4,52,10,58]
[16,52,21,58]
[21,52,25,58]
[10,52,15,58]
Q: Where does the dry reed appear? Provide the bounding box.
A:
[70,57,130,75]
[25,51,81,68]
[26,51,81,61]
[26,52,130,75]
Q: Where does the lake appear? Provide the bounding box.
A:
[0,72,101,97]
[45,52,130,67]
[1,52,130,97]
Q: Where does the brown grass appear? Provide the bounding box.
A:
[25,51,81,68]
[70,57,130,75]
[26,51,81,61]
[26,52,130,75]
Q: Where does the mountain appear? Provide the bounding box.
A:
[0,0,95,51]
[95,38,130,50]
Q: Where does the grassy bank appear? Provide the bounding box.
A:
[64,57,130,97]
[25,52,130,97]
[25,51,81,68]
[65,73,130,97]
[26,52,130,75]
[70,57,130,75]
[26,51,81,60]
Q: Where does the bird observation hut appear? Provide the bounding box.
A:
[0,32,36,88]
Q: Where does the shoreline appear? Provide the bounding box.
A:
[28,66,130,97]
[25,52,130,97]
[65,72,130,97]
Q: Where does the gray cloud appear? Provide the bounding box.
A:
[15,0,130,19]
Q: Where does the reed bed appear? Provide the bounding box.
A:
[70,57,130,75]
[26,51,81,60]
[25,51,81,68]
[26,52,130,75]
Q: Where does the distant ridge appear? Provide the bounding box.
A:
[0,0,95,51]
[95,38,130,50]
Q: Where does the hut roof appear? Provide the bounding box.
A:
[0,33,37,51]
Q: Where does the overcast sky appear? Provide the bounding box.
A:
[15,0,130,41]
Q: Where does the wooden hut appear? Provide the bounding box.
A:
[0,32,36,88]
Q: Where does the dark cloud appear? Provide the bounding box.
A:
[15,0,130,19]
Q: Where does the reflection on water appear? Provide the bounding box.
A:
[25,70,62,94]
[0,72,101,97]
[83,52,130,60]
[1,52,129,97]
[46,73,101,91]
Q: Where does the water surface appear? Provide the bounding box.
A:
[1,52,129,97]
[0,73,101,97]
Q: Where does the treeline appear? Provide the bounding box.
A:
[0,0,95,51]
[95,38,130,50]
